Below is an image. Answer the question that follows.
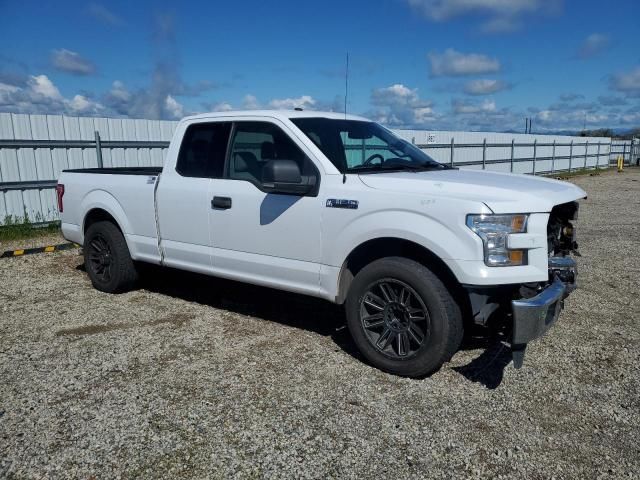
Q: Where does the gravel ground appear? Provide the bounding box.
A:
[1,169,638,479]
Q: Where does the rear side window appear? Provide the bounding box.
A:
[176,122,232,178]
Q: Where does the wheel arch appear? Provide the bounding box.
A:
[83,208,125,235]
[77,189,134,247]
[336,237,467,312]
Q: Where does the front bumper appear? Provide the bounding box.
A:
[510,256,577,367]
[512,277,566,345]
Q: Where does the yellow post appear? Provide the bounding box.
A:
[617,155,624,172]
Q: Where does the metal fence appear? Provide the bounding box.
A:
[610,139,639,166]
[0,112,637,225]
[416,139,611,174]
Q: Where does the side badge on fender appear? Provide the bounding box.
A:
[326,199,359,210]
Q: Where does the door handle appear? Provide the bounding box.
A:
[212,196,232,210]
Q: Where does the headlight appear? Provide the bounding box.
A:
[466,214,528,266]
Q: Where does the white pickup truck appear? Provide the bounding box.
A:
[58,110,586,377]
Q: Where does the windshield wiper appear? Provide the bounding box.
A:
[348,163,442,173]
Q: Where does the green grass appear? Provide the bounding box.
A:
[0,215,61,242]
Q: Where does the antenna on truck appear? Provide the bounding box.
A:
[344,52,349,119]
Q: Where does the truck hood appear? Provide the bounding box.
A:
[358,169,587,213]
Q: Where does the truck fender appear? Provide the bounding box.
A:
[79,189,135,253]
[327,210,481,269]
[323,210,483,302]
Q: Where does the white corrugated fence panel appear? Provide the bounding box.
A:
[0,113,177,224]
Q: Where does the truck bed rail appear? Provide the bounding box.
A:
[62,167,163,175]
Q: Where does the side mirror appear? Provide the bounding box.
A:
[262,159,314,195]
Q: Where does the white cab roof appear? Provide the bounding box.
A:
[182,110,370,123]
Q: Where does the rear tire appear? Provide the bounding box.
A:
[345,257,462,377]
[84,220,138,293]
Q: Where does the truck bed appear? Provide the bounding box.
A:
[58,167,162,263]
[63,167,163,175]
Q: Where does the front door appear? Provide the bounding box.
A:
[209,120,323,295]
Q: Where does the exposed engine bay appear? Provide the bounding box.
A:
[547,201,580,258]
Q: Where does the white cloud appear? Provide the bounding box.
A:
[242,94,260,109]
[87,3,124,26]
[452,98,496,114]
[268,95,316,110]
[464,79,510,95]
[68,94,103,114]
[199,94,341,115]
[621,111,640,125]
[242,94,324,110]
[371,84,419,106]
[428,49,500,77]
[0,82,19,94]
[531,100,633,130]
[51,49,95,75]
[609,66,640,97]
[210,101,233,112]
[536,110,553,122]
[0,74,104,115]
[164,95,184,118]
[407,0,561,33]
[0,74,181,120]
[29,75,62,100]
[577,33,610,59]
[103,79,186,120]
[370,84,436,126]
[108,80,130,102]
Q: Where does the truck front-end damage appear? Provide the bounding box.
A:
[465,200,582,368]
[510,200,580,366]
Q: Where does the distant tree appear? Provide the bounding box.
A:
[622,127,640,140]
[579,128,614,137]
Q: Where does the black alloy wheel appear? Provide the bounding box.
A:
[359,279,430,359]
[87,233,113,283]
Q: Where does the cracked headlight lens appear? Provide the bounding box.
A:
[466,214,528,266]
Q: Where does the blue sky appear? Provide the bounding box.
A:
[0,0,638,132]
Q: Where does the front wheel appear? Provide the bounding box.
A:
[346,257,463,377]
[84,220,138,293]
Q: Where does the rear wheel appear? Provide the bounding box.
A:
[84,220,138,293]
[346,257,462,377]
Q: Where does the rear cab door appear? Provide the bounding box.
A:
[155,120,231,274]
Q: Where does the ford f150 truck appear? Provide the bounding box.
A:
[58,110,585,377]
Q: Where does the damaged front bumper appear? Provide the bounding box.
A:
[510,256,577,368]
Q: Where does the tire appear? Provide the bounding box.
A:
[84,220,138,293]
[345,257,463,377]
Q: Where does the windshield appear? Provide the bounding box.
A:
[290,118,445,173]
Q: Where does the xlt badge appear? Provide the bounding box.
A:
[326,199,358,209]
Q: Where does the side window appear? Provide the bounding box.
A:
[228,122,312,185]
[176,122,231,178]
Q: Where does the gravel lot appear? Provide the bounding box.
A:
[1,169,639,479]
